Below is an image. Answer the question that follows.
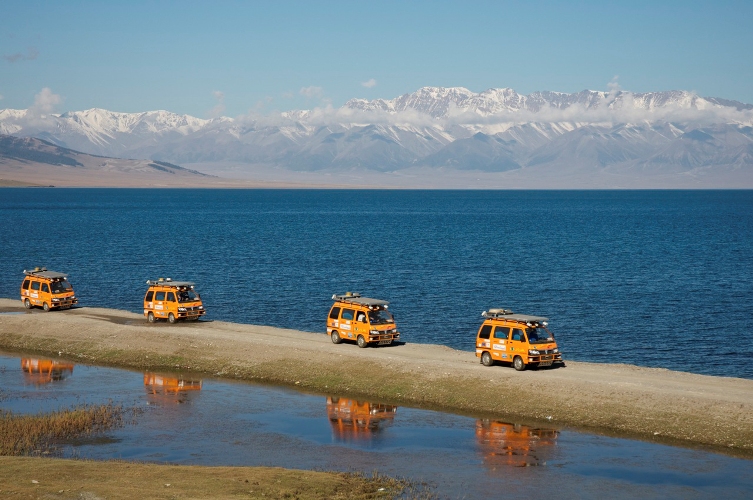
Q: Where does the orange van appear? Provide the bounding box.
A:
[475,309,563,371]
[143,278,205,323]
[20,267,77,311]
[327,292,400,347]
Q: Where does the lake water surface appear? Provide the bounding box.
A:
[2,353,752,499]
[1,188,752,378]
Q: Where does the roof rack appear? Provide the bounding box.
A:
[24,267,68,280]
[146,278,196,288]
[332,292,389,307]
[482,309,549,325]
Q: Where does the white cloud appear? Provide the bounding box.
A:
[16,87,63,126]
[299,86,323,98]
[30,87,62,115]
[361,78,377,88]
[207,90,225,118]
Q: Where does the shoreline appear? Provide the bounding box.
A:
[1,298,752,458]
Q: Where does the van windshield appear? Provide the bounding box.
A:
[51,280,73,294]
[526,327,554,344]
[178,290,200,302]
[368,309,394,325]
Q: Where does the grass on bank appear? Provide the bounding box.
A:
[0,403,124,456]
[0,457,430,499]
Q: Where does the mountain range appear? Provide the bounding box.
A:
[2,86,752,187]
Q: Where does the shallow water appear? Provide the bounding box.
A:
[2,353,751,499]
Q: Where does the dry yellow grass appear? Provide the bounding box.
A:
[0,457,422,499]
[0,404,124,456]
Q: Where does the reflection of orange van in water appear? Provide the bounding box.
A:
[143,278,205,323]
[326,397,397,440]
[20,268,77,311]
[327,292,400,348]
[21,358,75,384]
[475,419,558,468]
[475,309,563,371]
[144,373,203,404]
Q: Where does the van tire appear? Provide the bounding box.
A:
[147,312,155,323]
[43,302,50,312]
[481,352,494,366]
[24,298,32,309]
[513,356,526,371]
[357,335,368,348]
[168,313,176,324]
[331,331,342,344]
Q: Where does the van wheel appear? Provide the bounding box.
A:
[24,298,32,309]
[481,352,494,367]
[147,312,155,323]
[513,356,526,371]
[331,331,342,344]
[357,335,368,348]
[43,302,50,312]
[168,313,176,324]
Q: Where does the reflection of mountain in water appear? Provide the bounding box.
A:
[476,419,558,469]
[326,397,397,442]
[21,358,74,385]
[144,373,202,405]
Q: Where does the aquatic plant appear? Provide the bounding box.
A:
[0,403,124,456]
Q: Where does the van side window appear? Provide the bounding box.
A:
[31,281,41,291]
[329,307,341,320]
[22,280,30,290]
[511,328,524,341]
[155,291,166,301]
[493,326,510,339]
[167,292,176,302]
[341,309,354,321]
[41,283,49,293]
[145,291,154,302]
[478,325,492,339]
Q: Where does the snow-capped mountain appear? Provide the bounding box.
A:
[2,87,752,186]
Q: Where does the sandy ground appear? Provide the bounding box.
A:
[1,298,752,457]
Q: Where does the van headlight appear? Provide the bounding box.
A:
[370,330,378,335]
[178,307,186,312]
[528,349,540,356]
[553,348,559,353]
[52,298,60,302]
[198,306,204,310]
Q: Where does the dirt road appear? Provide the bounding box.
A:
[1,298,751,457]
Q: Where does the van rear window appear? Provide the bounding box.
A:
[329,307,341,320]
[22,280,30,290]
[478,325,492,339]
[145,291,154,302]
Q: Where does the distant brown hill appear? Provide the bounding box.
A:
[0,134,219,187]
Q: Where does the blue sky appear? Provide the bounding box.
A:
[2,0,751,117]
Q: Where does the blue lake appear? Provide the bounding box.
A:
[1,188,752,378]
[2,353,752,500]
